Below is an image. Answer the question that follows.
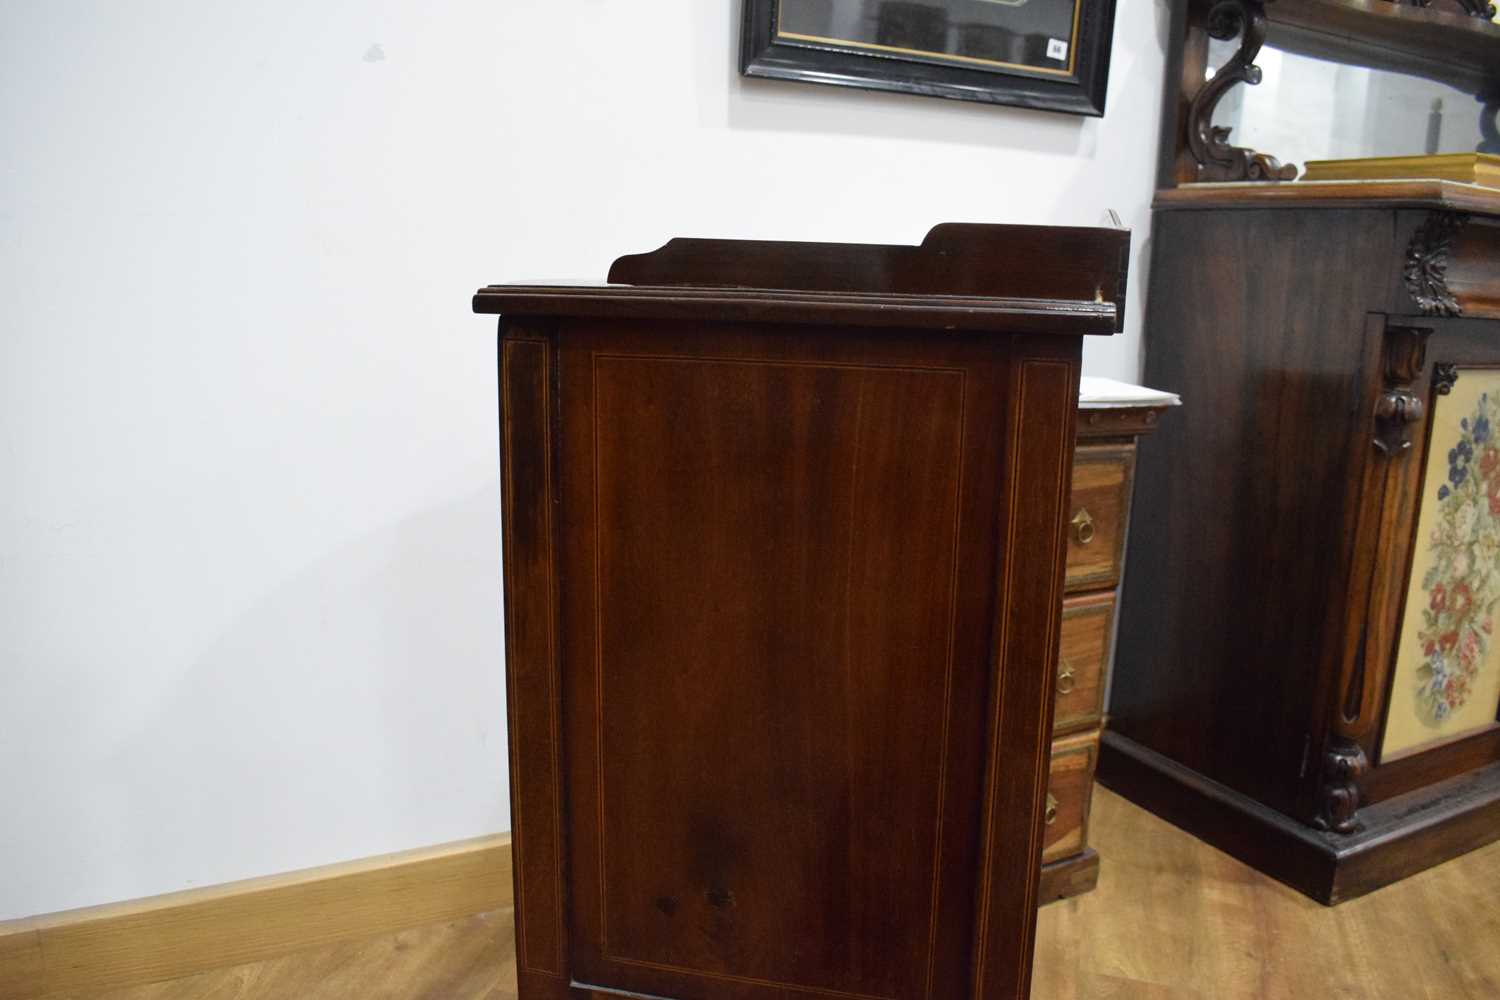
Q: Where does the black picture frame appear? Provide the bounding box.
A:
[740,0,1118,117]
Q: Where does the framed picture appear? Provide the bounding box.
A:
[740,0,1117,116]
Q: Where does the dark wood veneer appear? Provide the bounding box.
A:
[482,223,1125,998]
[1100,731,1500,904]
[604,224,1132,327]
[1107,193,1500,903]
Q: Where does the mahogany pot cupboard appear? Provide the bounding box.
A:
[475,223,1128,1000]
[1104,181,1500,904]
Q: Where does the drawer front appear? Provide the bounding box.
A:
[1042,731,1098,863]
[1054,593,1115,735]
[1064,443,1135,593]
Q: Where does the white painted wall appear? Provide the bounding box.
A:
[0,0,1168,919]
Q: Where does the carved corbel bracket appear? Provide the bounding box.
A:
[1314,736,1371,834]
[1403,213,1468,317]
[1187,0,1299,182]
[1320,324,1437,833]
[1373,325,1435,456]
[1374,392,1425,455]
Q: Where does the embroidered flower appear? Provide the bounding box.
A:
[1450,438,1474,487]
[1458,500,1479,539]
[1479,532,1500,569]
[1416,390,1500,728]
[1451,582,1474,618]
[1481,447,1500,478]
[1474,400,1491,444]
[1461,628,1481,668]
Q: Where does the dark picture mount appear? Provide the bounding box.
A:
[741,0,1118,116]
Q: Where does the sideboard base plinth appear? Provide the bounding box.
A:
[1098,731,1500,905]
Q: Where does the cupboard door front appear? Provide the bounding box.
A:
[550,320,1065,1000]
[1381,367,1500,764]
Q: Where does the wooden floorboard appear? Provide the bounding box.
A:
[1033,789,1500,1000]
[0,835,512,1000]
[53,911,518,1000]
[60,789,1500,1000]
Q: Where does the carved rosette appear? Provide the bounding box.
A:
[1187,0,1298,183]
[1314,736,1370,834]
[1403,213,1468,318]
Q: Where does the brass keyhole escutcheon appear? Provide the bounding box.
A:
[1057,660,1076,695]
[1071,507,1095,544]
[1045,793,1059,826]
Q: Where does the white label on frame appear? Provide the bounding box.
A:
[1046,38,1068,62]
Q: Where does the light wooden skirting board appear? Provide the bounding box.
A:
[0,834,513,1000]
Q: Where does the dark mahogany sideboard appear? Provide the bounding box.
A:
[475,223,1128,1000]
[1105,181,1500,905]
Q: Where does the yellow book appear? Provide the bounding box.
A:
[1301,153,1500,189]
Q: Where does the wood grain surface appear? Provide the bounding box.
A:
[1153,179,1500,214]
[537,317,1080,1000]
[1113,196,1500,898]
[603,223,1132,329]
[1063,445,1133,594]
[0,835,512,1000]
[1112,205,1405,822]
[1052,594,1114,735]
[488,223,1122,1000]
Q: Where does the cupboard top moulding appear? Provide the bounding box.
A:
[475,222,1127,1000]
[1155,180,1500,321]
[475,223,1131,334]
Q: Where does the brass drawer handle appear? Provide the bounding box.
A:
[1057,660,1076,695]
[1071,508,1095,544]
[1045,793,1059,826]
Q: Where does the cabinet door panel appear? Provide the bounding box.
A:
[1381,367,1500,763]
[548,319,1074,1000]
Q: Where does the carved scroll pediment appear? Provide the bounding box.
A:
[1187,0,1298,183]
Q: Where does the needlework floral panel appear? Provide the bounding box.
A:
[1384,369,1500,760]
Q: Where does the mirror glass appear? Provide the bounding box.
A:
[1204,37,1493,172]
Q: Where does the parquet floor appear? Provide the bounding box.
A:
[62,789,1500,1000]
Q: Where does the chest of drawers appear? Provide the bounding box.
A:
[1038,391,1174,904]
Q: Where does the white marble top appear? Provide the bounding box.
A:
[1078,376,1181,409]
